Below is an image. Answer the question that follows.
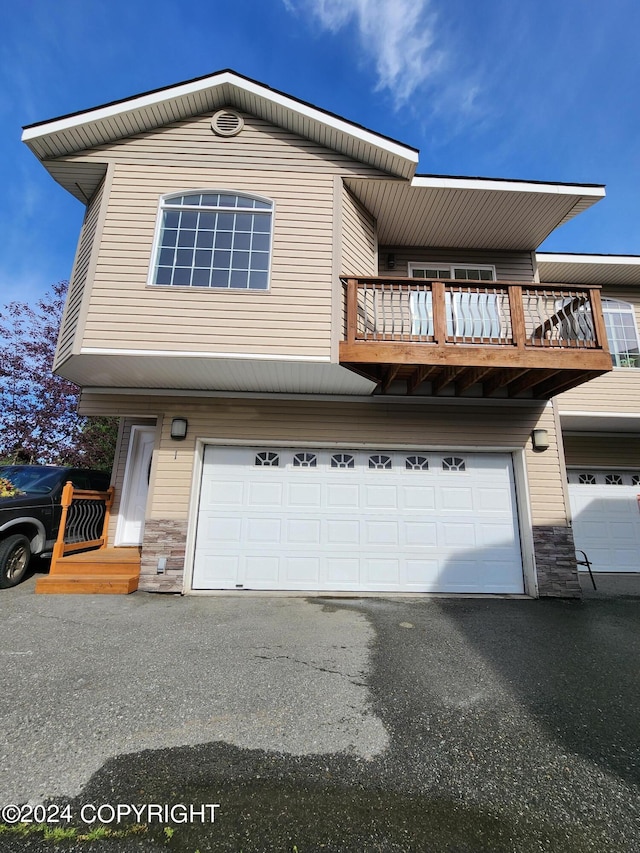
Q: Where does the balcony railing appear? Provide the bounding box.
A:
[340,277,612,398]
[343,277,608,349]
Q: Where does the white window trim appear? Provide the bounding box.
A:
[408,262,497,281]
[407,263,501,338]
[601,298,640,368]
[146,188,275,291]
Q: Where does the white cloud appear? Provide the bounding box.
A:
[286,0,445,105]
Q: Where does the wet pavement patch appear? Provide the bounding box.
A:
[1,742,615,852]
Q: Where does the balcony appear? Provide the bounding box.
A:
[340,277,612,397]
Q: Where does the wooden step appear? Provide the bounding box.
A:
[36,573,139,595]
[50,560,140,576]
[36,547,141,594]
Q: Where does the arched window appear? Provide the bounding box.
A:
[151,191,272,290]
[602,299,640,368]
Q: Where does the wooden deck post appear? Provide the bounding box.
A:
[50,481,74,572]
[508,285,527,349]
[346,278,358,344]
[432,280,447,344]
[589,287,610,354]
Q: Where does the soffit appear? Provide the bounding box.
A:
[22,70,418,186]
[57,354,376,396]
[537,254,640,286]
[345,177,604,251]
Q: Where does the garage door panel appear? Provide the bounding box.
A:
[440,488,473,511]
[246,518,281,543]
[365,521,400,546]
[326,519,360,545]
[326,484,360,508]
[364,559,401,585]
[248,482,283,507]
[245,556,279,583]
[568,474,640,573]
[284,556,321,584]
[441,522,476,547]
[405,522,438,546]
[477,487,512,512]
[326,558,360,583]
[193,447,524,592]
[403,486,436,510]
[364,485,398,508]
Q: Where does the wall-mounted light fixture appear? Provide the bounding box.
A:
[170,417,188,440]
[531,428,549,451]
[387,253,396,270]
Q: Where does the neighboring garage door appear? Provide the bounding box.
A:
[568,470,640,573]
[192,446,524,593]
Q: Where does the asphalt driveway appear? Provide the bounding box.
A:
[1,576,639,852]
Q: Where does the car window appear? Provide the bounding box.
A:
[68,471,92,490]
[0,466,62,495]
[88,472,110,491]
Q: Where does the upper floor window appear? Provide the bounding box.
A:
[409,264,496,282]
[152,192,272,290]
[602,299,640,368]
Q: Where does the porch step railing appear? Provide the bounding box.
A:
[50,482,114,570]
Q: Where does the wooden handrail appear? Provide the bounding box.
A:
[50,483,115,569]
[342,278,608,350]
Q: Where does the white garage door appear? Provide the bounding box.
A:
[568,470,640,573]
[193,446,523,593]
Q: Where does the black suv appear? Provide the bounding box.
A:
[0,465,111,588]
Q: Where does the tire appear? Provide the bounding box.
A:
[0,534,32,588]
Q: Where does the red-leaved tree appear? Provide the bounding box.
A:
[0,281,118,470]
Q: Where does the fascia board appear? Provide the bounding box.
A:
[537,253,640,266]
[412,175,605,197]
[21,71,418,170]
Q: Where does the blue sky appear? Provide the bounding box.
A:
[2,0,639,306]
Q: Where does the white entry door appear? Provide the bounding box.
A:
[115,426,156,546]
[192,446,523,593]
[568,470,640,572]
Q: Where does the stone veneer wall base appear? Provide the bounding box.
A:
[139,521,582,599]
[533,525,582,598]
[139,519,188,593]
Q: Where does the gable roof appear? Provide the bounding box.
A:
[22,69,419,180]
[22,70,606,250]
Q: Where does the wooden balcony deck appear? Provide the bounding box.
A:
[339,277,613,398]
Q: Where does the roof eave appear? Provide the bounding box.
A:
[22,69,419,181]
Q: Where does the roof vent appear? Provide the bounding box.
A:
[211,109,244,137]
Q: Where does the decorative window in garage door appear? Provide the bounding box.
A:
[578,473,597,485]
[293,452,317,468]
[369,454,392,469]
[406,455,429,470]
[331,453,355,469]
[569,470,640,486]
[255,451,279,466]
[443,456,466,472]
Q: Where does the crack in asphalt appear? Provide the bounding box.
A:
[253,652,368,687]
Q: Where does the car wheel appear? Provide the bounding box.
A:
[0,534,32,588]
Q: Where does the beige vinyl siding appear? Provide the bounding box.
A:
[78,394,566,528]
[73,115,388,360]
[378,247,535,281]
[84,163,333,356]
[557,287,640,413]
[63,112,391,178]
[563,434,640,468]
[341,185,376,276]
[54,177,105,368]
